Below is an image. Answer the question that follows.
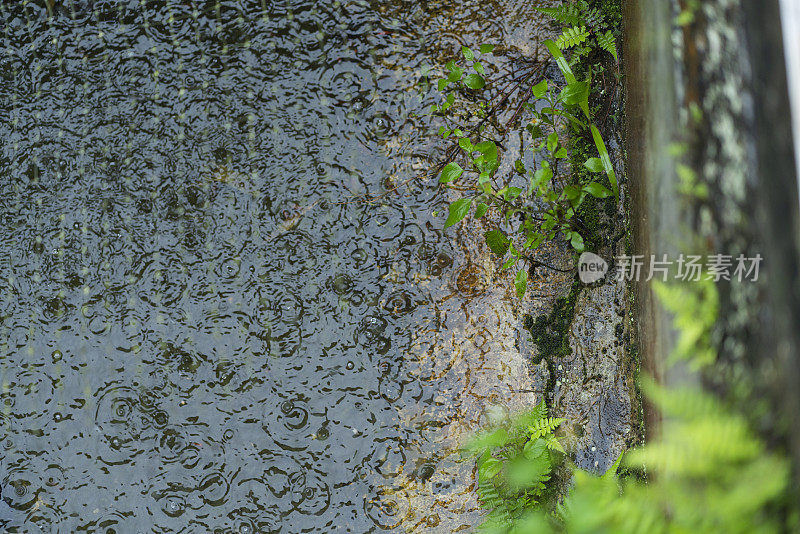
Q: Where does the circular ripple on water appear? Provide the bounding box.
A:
[255,287,305,357]
[197,471,230,507]
[156,491,187,518]
[142,3,196,46]
[455,263,488,298]
[94,385,149,464]
[2,469,38,511]
[354,315,388,347]
[155,427,188,465]
[24,502,64,532]
[261,396,324,452]
[364,485,410,530]
[382,290,417,316]
[80,510,138,533]
[289,469,331,516]
[133,256,190,309]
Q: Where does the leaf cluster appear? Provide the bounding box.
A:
[434,30,619,297]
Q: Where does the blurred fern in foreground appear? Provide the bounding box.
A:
[461,401,565,532]
[556,379,790,534]
[465,279,792,532]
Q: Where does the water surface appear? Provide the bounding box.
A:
[0,1,557,531]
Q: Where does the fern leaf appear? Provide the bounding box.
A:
[528,417,566,439]
[556,26,590,50]
[596,30,618,61]
[534,4,583,26]
[545,434,565,453]
[582,7,605,29]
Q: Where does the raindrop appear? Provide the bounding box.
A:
[153,410,169,428]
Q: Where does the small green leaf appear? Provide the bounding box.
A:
[474,140,497,162]
[546,132,559,152]
[437,78,448,92]
[461,46,475,62]
[569,231,585,252]
[532,79,548,98]
[473,62,485,75]
[514,159,526,174]
[447,67,463,83]
[444,198,472,228]
[458,137,473,152]
[479,44,495,54]
[506,187,523,200]
[590,124,619,197]
[554,147,568,158]
[544,39,588,118]
[442,92,455,111]
[560,81,589,106]
[479,456,503,480]
[676,9,694,26]
[502,255,518,270]
[563,185,582,200]
[584,182,612,198]
[532,167,553,192]
[584,157,604,172]
[515,269,528,298]
[475,203,489,219]
[484,229,510,256]
[463,427,508,454]
[463,73,485,89]
[439,162,464,183]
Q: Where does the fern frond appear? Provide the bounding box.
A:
[534,4,584,26]
[528,417,565,439]
[545,434,565,453]
[596,30,618,60]
[582,7,605,29]
[555,26,590,50]
[528,400,548,422]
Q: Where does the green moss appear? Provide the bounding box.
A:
[526,286,577,364]
[524,282,582,404]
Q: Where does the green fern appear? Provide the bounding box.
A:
[528,417,566,439]
[536,2,604,29]
[538,2,618,61]
[555,26,590,50]
[463,401,565,532]
[534,3,584,26]
[581,7,605,28]
[596,30,618,60]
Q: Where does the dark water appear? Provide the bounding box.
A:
[0,0,554,532]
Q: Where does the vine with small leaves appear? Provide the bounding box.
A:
[432,3,619,298]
